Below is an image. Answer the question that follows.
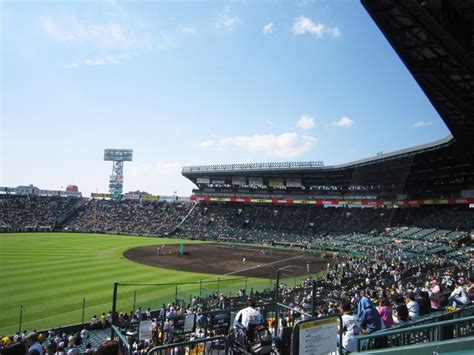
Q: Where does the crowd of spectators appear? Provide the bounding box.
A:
[268,251,471,352]
[1,242,472,354]
[0,329,124,355]
[177,203,473,245]
[1,196,473,353]
[101,251,472,353]
[0,195,80,231]
[64,200,193,236]
[1,196,472,240]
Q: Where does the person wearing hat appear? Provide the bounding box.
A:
[25,332,43,355]
[429,280,441,310]
[1,336,10,346]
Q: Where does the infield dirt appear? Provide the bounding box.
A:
[124,243,338,278]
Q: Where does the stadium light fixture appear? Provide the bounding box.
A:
[104,149,133,200]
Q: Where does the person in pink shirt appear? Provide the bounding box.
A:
[429,280,442,310]
[378,298,393,329]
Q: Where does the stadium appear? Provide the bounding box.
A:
[1,0,474,354]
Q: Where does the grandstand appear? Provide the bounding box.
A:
[182,136,473,203]
[1,0,474,354]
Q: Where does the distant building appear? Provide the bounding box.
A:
[0,184,82,198]
[66,185,79,193]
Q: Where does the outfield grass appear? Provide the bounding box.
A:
[0,233,269,336]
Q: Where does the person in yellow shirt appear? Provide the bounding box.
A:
[100,313,107,328]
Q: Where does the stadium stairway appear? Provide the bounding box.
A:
[55,199,85,230]
[77,328,110,352]
[168,201,198,236]
[41,328,110,354]
[0,219,11,231]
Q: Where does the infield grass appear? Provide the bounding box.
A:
[0,233,271,336]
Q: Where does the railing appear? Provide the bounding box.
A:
[147,336,229,354]
[182,161,324,172]
[113,303,275,354]
[169,201,198,235]
[55,199,83,226]
[356,315,474,352]
[111,324,132,355]
[111,278,275,322]
[111,304,474,355]
[0,219,11,229]
[383,304,474,331]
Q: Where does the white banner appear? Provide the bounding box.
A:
[124,193,140,200]
[249,177,263,186]
[139,320,153,341]
[286,178,302,187]
[197,177,210,184]
[232,177,246,186]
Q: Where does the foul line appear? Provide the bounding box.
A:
[223,254,304,276]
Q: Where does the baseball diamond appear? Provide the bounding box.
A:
[124,244,338,278]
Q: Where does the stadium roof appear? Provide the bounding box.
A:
[182,135,454,174]
[183,136,473,197]
[362,0,474,144]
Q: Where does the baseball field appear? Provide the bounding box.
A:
[0,233,329,336]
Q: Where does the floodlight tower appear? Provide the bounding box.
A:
[104,149,133,200]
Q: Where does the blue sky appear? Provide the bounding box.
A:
[1,0,451,196]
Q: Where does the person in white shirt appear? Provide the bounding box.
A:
[233,298,264,331]
[167,307,176,318]
[80,328,89,340]
[339,301,358,353]
[90,315,99,329]
[449,281,470,307]
[406,292,419,321]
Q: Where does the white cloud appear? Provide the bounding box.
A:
[70,54,123,68]
[411,121,433,128]
[265,120,274,126]
[40,16,153,51]
[199,140,215,148]
[293,16,341,38]
[131,162,182,177]
[200,132,317,158]
[297,114,315,130]
[39,2,169,67]
[332,116,354,128]
[263,22,273,35]
[216,11,240,31]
